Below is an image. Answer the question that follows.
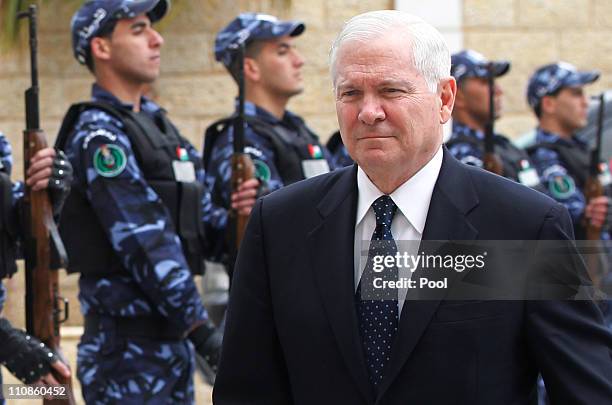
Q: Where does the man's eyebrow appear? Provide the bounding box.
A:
[130,20,148,30]
[277,42,291,50]
[379,79,417,91]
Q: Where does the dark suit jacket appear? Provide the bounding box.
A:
[214,149,612,405]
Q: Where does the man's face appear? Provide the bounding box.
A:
[457,77,503,123]
[545,86,590,133]
[334,34,452,178]
[104,15,164,84]
[251,35,305,98]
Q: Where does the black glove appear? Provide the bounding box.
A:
[48,149,73,217]
[189,321,223,373]
[0,318,57,384]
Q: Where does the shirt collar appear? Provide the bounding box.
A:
[356,145,443,235]
[452,121,484,141]
[91,83,161,115]
[535,127,586,148]
[238,99,300,128]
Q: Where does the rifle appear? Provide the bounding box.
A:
[482,62,503,176]
[582,93,606,286]
[18,5,76,404]
[228,40,255,271]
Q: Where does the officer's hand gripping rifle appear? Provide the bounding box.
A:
[228,41,255,262]
[483,62,503,176]
[19,5,76,404]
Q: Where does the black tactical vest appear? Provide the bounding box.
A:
[0,172,18,279]
[446,134,531,182]
[55,102,206,276]
[526,142,590,189]
[203,114,323,188]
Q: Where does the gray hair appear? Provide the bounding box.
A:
[329,10,451,93]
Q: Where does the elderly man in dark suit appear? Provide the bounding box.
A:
[213,10,612,405]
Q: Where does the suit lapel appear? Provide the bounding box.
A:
[377,149,480,399]
[307,165,374,403]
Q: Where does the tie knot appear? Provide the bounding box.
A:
[372,195,397,228]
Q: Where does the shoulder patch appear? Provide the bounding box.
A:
[548,174,576,200]
[93,144,127,178]
[83,128,118,150]
[253,159,271,183]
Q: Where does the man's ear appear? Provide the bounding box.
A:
[90,37,111,62]
[439,77,457,124]
[540,95,556,115]
[244,57,260,82]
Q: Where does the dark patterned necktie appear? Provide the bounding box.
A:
[356,195,399,388]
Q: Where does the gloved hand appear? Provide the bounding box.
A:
[47,149,73,216]
[0,318,58,384]
[189,321,223,374]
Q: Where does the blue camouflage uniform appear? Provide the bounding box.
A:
[526,62,611,405]
[326,131,353,168]
[68,1,220,403]
[447,50,541,189]
[206,13,335,216]
[67,84,221,405]
[206,100,335,208]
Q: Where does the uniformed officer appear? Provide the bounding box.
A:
[447,50,541,189]
[0,131,72,399]
[204,13,336,226]
[526,62,612,404]
[526,62,607,239]
[60,1,257,403]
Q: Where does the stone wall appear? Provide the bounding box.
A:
[463,0,612,139]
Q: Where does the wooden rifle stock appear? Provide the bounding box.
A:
[19,5,76,404]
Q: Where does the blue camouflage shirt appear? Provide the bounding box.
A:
[330,139,354,168]
[528,128,592,226]
[205,101,335,208]
[447,122,504,168]
[0,132,23,313]
[65,84,219,333]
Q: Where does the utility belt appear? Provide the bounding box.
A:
[84,314,185,341]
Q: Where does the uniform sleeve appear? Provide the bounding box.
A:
[206,124,285,209]
[446,141,484,168]
[67,113,206,333]
[531,147,586,225]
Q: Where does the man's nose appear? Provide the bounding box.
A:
[150,28,164,47]
[293,50,305,68]
[358,96,385,125]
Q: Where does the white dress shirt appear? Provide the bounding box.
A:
[354,146,443,315]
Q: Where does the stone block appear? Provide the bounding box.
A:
[324,0,392,31]
[517,0,590,28]
[463,0,515,27]
[156,74,236,118]
[161,33,214,74]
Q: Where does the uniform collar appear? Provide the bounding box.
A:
[238,99,302,129]
[535,127,586,148]
[451,121,485,141]
[91,83,162,115]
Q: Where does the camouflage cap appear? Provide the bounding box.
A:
[214,13,305,68]
[451,49,510,84]
[526,62,599,110]
[71,0,170,65]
